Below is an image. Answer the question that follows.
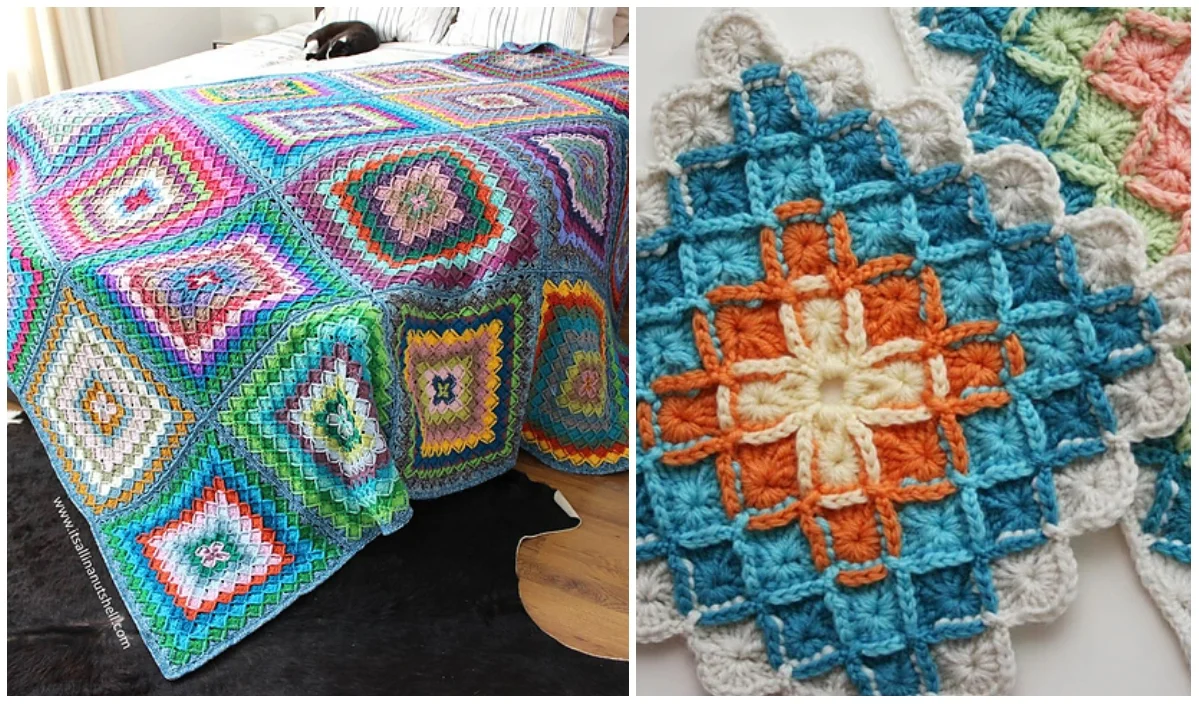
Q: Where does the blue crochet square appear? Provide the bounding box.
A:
[673,542,746,615]
[637,242,686,309]
[898,493,970,558]
[1002,239,1072,309]
[691,227,768,290]
[637,318,701,388]
[1088,301,1146,359]
[919,7,1009,38]
[636,468,658,540]
[914,181,989,247]
[973,56,1060,148]
[765,596,840,672]
[1017,318,1084,377]
[1035,386,1104,449]
[979,476,1045,547]
[860,648,925,695]
[912,562,986,632]
[833,577,905,650]
[1154,478,1191,557]
[934,255,1001,324]
[822,124,891,192]
[1058,176,1097,214]
[1137,437,1191,563]
[959,404,1035,476]
[683,156,750,221]
[747,80,802,137]
[739,524,822,597]
[755,148,817,205]
[842,196,917,261]
[651,458,729,535]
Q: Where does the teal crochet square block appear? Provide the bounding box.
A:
[636,46,1175,694]
[1138,437,1192,563]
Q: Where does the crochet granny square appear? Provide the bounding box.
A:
[893,7,1190,260]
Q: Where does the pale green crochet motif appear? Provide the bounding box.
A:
[920,7,1191,262]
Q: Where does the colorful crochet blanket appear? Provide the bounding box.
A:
[894,6,1192,656]
[7,46,628,677]
[636,10,1189,694]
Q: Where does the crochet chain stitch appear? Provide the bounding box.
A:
[636,9,1190,696]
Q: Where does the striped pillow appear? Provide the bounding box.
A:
[441,7,621,57]
[316,7,458,44]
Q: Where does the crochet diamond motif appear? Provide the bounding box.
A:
[6,92,163,183]
[30,119,255,260]
[392,282,533,495]
[384,82,600,130]
[636,10,1189,696]
[137,475,295,620]
[523,279,629,472]
[220,302,406,541]
[650,200,1023,590]
[27,290,195,513]
[284,134,539,291]
[100,431,347,671]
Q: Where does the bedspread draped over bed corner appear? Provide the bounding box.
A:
[5,45,629,677]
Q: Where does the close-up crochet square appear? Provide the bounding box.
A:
[636,9,1189,695]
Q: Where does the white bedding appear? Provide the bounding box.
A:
[87,20,629,92]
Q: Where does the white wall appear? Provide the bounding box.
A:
[108,7,221,74]
[218,7,313,41]
[105,7,311,76]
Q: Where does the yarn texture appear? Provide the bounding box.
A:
[7,45,629,677]
[636,10,1190,695]
[895,6,1192,656]
[893,7,1191,260]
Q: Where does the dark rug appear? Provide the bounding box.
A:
[7,420,628,694]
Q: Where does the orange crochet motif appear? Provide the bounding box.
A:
[645,200,1025,587]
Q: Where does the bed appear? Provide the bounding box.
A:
[7,13,628,679]
[89,20,630,91]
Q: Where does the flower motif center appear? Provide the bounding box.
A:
[195,540,231,569]
[647,199,1025,586]
[818,373,846,406]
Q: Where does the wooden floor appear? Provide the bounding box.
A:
[514,454,629,661]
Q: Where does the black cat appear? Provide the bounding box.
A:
[305,20,380,60]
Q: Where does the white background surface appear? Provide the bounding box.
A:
[634,7,1190,696]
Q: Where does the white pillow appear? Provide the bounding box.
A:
[441,7,620,57]
[316,7,457,43]
[613,8,629,48]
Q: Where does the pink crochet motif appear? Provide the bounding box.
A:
[1084,9,1191,253]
